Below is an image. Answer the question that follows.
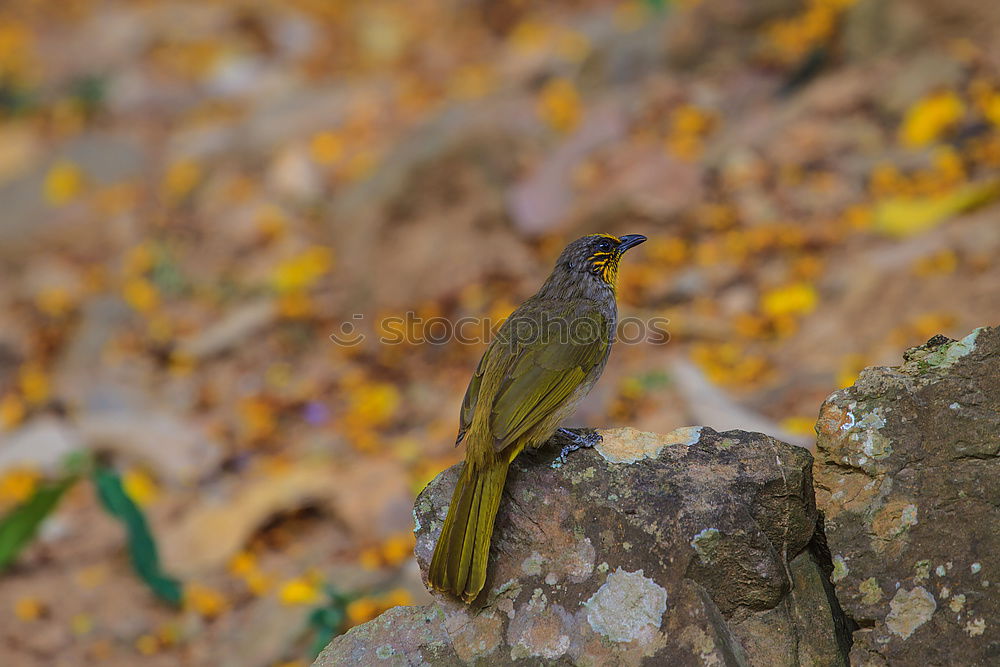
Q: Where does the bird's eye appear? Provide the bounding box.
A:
[596,241,612,253]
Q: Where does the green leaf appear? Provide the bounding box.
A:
[305,583,355,658]
[92,465,182,606]
[61,449,93,477]
[309,626,335,660]
[307,605,345,659]
[0,476,78,571]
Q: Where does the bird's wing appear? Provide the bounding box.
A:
[455,337,494,445]
[487,305,609,452]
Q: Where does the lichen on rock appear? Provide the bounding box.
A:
[915,328,981,369]
[690,528,722,564]
[885,587,936,640]
[594,425,702,464]
[583,568,667,643]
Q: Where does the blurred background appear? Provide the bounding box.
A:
[1,0,999,664]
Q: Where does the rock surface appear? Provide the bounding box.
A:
[316,426,851,665]
[815,327,999,666]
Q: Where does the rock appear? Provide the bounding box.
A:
[883,0,1000,47]
[266,144,322,200]
[584,19,671,87]
[162,458,412,576]
[176,299,278,360]
[0,409,221,485]
[53,296,135,410]
[670,358,812,449]
[76,411,223,484]
[814,327,1000,665]
[214,596,318,667]
[0,132,145,251]
[879,50,964,116]
[327,101,538,311]
[664,0,804,70]
[841,0,929,63]
[316,426,851,665]
[0,417,83,475]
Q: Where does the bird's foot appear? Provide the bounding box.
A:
[551,428,602,468]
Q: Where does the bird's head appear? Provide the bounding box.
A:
[555,233,647,288]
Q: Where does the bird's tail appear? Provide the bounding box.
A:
[428,459,509,602]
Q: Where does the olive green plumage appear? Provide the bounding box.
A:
[428,233,647,602]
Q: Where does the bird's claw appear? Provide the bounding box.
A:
[551,428,602,467]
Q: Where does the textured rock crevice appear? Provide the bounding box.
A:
[803,517,859,658]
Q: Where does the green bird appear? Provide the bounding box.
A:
[428,233,647,602]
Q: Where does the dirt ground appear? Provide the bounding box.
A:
[1,1,999,665]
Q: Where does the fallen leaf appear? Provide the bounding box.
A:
[874,179,1000,237]
[92,465,182,606]
[0,476,78,571]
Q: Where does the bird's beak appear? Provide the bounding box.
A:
[617,234,647,253]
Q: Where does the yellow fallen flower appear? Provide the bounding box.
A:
[14,597,44,621]
[873,179,1000,238]
[760,283,818,319]
[537,78,581,134]
[44,159,85,205]
[279,577,322,606]
[899,90,965,148]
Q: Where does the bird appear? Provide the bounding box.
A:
[428,232,647,602]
